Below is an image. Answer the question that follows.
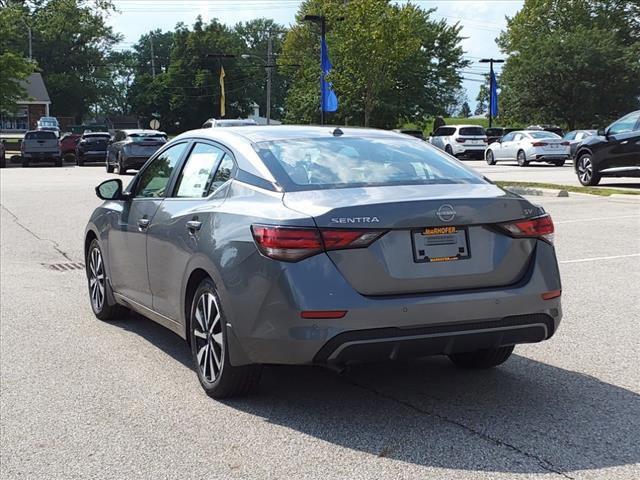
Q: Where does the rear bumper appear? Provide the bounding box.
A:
[78,151,107,159]
[533,154,569,161]
[122,155,151,170]
[222,240,562,366]
[22,152,61,161]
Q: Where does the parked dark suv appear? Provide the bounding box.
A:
[76,132,110,166]
[574,111,640,186]
[106,129,167,174]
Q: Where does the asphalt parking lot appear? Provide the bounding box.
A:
[1,165,639,479]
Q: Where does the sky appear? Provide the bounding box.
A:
[108,0,524,112]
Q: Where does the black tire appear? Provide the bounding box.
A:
[63,153,76,164]
[106,161,114,173]
[486,150,496,165]
[445,145,454,156]
[86,239,125,321]
[77,156,85,166]
[118,154,127,175]
[55,157,63,167]
[517,150,529,167]
[0,156,5,168]
[554,159,565,167]
[22,158,29,168]
[189,279,262,398]
[449,345,514,369]
[576,153,601,186]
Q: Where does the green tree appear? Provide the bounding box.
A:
[0,3,35,111]
[498,0,640,129]
[474,82,488,115]
[282,0,468,127]
[459,101,471,118]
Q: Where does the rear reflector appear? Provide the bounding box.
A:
[541,290,561,300]
[560,141,570,146]
[498,214,555,244]
[301,310,347,319]
[251,225,387,262]
[455,138,466,143]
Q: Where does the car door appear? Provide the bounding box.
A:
[495,132,515,159]
[107,142,189,308]
[146,141,233,321]
[600,112,640,170]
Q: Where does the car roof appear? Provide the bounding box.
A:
[175,125,409,143]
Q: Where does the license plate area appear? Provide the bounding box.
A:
[411,226,470,263]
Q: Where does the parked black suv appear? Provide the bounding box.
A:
[106,129,167,174]
[574,111,640,186]
[76,132,110,166]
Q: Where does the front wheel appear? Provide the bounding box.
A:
[486,150,496,165]
[448,345,514,369]
[190,279,262,398]
[576,153,601,186]
[517,150,529,167]
[106,161,114,173]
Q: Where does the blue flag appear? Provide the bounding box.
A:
[490,70,499,117]
[321,37,338,112]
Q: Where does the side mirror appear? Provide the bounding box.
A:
[597,128,607,137]
[96,179,125,200]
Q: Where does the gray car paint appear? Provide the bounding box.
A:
[85,126,562,367]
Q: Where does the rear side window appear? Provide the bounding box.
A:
[174,143,225,198]
[25,131,57,140]
[433,127,456,136]
[458,127,485,136]
[209,155,236,192]
[257,137,485,192]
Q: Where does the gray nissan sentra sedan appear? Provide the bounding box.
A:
[85,126,562,398]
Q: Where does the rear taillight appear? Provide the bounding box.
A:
[531,141,548,147]
[560,141,569,146]
[497,214,555,244]
[251,225,386,262]
[455,138,466,143]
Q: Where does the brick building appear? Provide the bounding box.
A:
[0,73,51,133]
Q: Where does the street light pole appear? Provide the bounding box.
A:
[266,36,272,125]
[479,58,504,129]
[303,14,327,126]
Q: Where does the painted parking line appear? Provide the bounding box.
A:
[555,215,640,224]
[560,253,640,264]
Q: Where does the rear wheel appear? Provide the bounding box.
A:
[106,160,114,173]
[445,145,453,156]
[486,150,496,165]
[117,154,127,175]
[517,150,529,167]
[190,279,262,398]
[86,239,124,321]
[577,153,600,186]
[449,345,514,369]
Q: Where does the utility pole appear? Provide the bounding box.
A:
[150,34,156,78]
[266,36,273,125]
[479,58,504,128]
[303,15,327,126]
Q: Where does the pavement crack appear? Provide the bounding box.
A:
[1,204,74,261]
[343,375,574,479]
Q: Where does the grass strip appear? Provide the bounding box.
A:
[496,181,640,196]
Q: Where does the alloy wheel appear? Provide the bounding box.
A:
[88,247,105,312]
[578,156,593,183]
[193,292,224,383]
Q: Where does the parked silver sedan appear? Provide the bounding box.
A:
[486,130,570,166]
[85,126,562,398]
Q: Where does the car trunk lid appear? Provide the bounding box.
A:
[283,184,542,295]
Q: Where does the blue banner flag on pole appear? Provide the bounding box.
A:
[490,69,499,117]
[321,37,338,112]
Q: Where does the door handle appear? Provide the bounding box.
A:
[137,218,150,230]
[186,220,202,233]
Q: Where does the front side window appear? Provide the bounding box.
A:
[502,132,515,142]
[564,131,576,140]
[608,112,640,135]
[257,136,485,191]
[174,143,225,198]
[134,143,187,198]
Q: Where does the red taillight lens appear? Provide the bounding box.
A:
[498,214,555,244]
[300,310,347,319]
[531,141,548,147]
[455,138,466,143]
[251,225,386,261]
[541,289,561,300]
[251,225,322,261]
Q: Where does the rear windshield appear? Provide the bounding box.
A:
[433,127,456,136]
[25,131,57,140]
[528,131,561,139]
[128,134,166,142]
[458,127,486,136]
[256,137,486,191]
[485,128,503,136]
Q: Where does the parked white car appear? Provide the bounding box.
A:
[428,125,487,159]
[485,130,570,167]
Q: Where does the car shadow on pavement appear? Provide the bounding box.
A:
[114,314,639,475]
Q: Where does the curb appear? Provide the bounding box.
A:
[501,186,569,198]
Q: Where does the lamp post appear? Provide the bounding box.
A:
[479,58,504,128]
[241,36,275,125]
[303,14,327,125]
